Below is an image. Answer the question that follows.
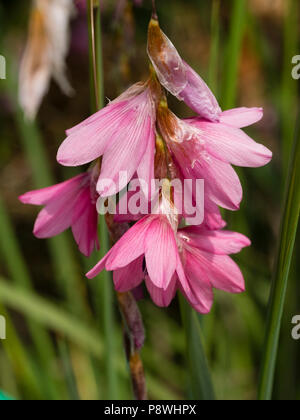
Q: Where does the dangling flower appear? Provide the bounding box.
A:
[19,0,75,120]
[57,78,161,197]
[87,184,250,314]
[87,181,181,292]
[147,17,221,121]
[170,225,251,313]
[19,166,100,257]
[157,100,272,211]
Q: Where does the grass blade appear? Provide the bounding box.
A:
[0,276,178,400]
[0,194,61,399]
[258,112,300,400]
[281,0,299,177]
[179,295,215,400]
[222,0,247,110]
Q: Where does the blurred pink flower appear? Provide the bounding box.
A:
[57,80,160,197]
[157,104,272,211]
[147,18,221,121]
[87,212,250,314]
[19,169,100,257]
[19,0,75,120]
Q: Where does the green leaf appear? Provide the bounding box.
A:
[0,277,103,357]
[258,113,300,400]
[179,295,216,400]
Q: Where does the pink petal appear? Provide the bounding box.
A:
[106,217,151,270]
[178,250,214,314]
[180,227,251,255]
[189,120,272,168]
[136,127,155,199]
[192,155,243,211]
[179,62,221,121]
[195,250,245,294]
[175,252,199,307]
[19,174,85,205]
[145,217,178,290]
[220,107,263,128]
[71,187,99,257]
[204,200,227,230]
[145,274,177,307]
[113,256,145,292]
[86,250,112,279]
[57,101,127,166]
[97,114,152,197]
[30,175,87,238]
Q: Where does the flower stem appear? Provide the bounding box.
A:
[117,292,147,400]
[89,0,101,111]
[221,0,247,109]
[208,0,221,94]
[87,0,117,399]
[258,109,300,400]
[152,0,158,20]
[105,214,148,400]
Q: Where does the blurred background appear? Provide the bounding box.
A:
[0,0,299,400]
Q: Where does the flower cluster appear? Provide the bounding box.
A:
[20,14,272,313]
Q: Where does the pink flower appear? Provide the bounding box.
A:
[113,174,226,230]
[147,18,221,121]
[157,103,272,211]
[87,212,250,314]
[87,187,250,313]
[19,169,100,257]
[174,225,251,313]
[57,80,160,197]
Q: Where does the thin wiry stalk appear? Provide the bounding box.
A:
[90,0,101,111]
[152,0,158,20]
[87,0,118,399]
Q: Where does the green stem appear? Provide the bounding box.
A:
[87,0,117,399]
[258,111,300,400]
[208,0,221,94]
[222,0,247,110]
[179,295,215,400]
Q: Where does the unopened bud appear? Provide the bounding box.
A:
[147,19,187,96]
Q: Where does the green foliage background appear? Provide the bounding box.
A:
[0,0,299,400]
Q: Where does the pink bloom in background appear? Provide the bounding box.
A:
[148,18,221,121]
[87,203,250,314]
[19,169,100,257]
[57,80,160,197]
[158,104,272,211]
